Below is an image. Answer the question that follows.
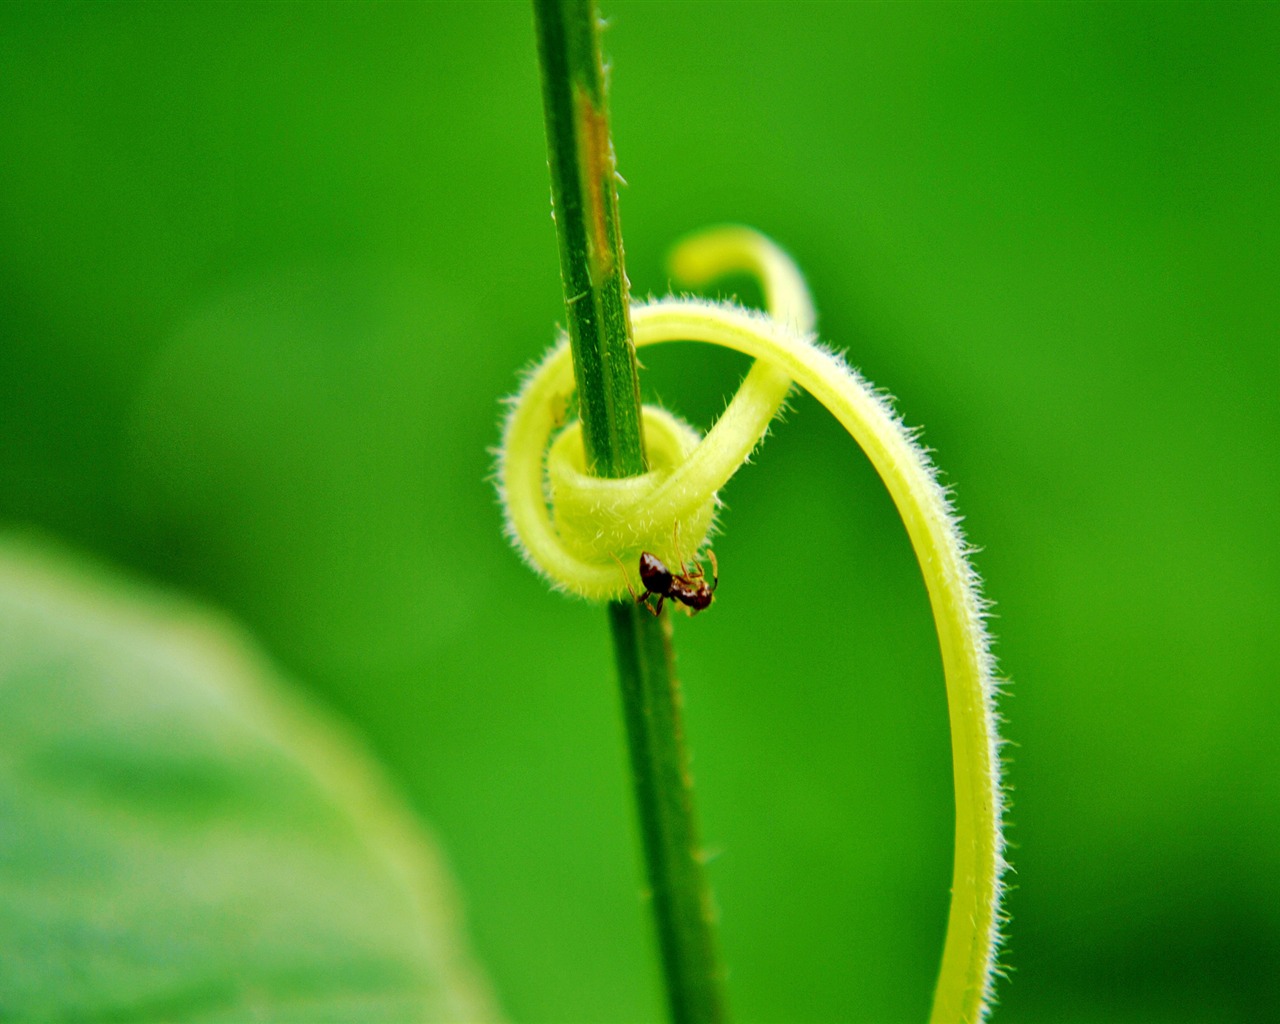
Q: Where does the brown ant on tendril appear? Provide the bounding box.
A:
[613,545,719,617]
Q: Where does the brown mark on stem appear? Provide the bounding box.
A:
[574,83,615,288]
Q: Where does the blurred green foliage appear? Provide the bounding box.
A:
[2,2,1276,1021]
[0,538,497,1022]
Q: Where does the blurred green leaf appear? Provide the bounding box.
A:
[0,537,498,1023]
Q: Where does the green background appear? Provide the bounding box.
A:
[2,2,1276,1021]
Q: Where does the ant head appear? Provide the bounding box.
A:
[638,552,673,592]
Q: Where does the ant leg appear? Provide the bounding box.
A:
[636,592,663,617]
[684,546,714,584]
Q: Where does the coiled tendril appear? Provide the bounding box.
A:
[496,227,1007,1023]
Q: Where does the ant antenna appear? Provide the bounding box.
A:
[609,551,642,605]
[672,519,691,576]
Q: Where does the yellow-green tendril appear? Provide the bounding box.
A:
[497,227,1007,1022]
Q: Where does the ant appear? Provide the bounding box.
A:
[616,547,719,617]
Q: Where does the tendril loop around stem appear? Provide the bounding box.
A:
[496,226,1008,1022]
[498,227,808,598]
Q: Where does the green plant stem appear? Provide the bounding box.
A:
[532,2,726,1021]
[607,604,724,1024]
[532,0,643,478]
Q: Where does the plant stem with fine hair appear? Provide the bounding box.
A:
[530,2,727,1022]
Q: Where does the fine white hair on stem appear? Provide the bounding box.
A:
[496,226,1007,1022]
